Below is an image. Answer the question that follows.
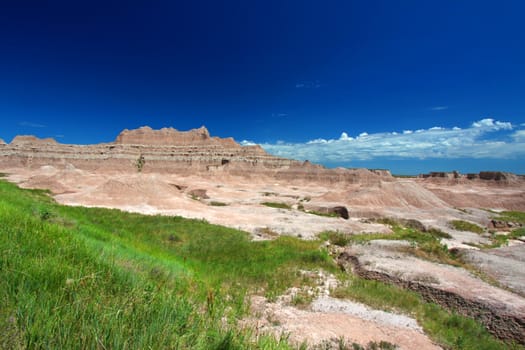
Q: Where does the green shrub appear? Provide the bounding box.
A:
[319,231,351,246]
[449,220,484,234]
[261,202,292,209]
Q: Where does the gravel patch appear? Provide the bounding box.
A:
[312,296,422,331]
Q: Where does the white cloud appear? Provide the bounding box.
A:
[430,106,448,111]
[339,132,353,141]
[307,138,328,144]
[240,140,256,146]
[257,118,525,163]
[512,130,525,141]
[472,118,512,130]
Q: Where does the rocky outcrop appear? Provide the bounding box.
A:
[370,169,392,177]
[187,189,209,200]
[479,171,517,181]
[418,171,520,182]
[337,251,525,345]
[0,138,5,145]
[115,126,238,148]
[11,135,58,145]
[488,219,524,230]
[419,171,459,179]
[0,126,394,184]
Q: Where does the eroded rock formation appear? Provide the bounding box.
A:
[419,170,521,184]
[0,126,392,184]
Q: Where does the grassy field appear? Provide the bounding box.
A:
[0,179,522,349]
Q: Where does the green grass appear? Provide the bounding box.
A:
[0,179,333,349]
[209,201,228,206]
[0,179,521,349]
[480,228,525,249]
[319,231,351,246]
[449,220,484,234]
[304,209,340,218]
[261,201,292,210]
[494,211,525,224]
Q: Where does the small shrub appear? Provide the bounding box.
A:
[306,210,340,218]
[135,154,146,172]
[376,217,400,227]
[261,202,292,210]
[319,231,351,247]
[209,201,228,206]
[427,228,452,239]
[449,220,484,234]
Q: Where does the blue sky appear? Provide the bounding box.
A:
[1,0,524,174]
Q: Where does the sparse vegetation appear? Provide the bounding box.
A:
[348,222,464,268]
[449,220,484,233]
[209,201,228,206]
[135,153,145,172]
[479,228,525,249]
[494,211,525,224]
[319,231,351,246]
[311,338,398,350]
[304,209,340,218]
[333,277,520,350]
[262,201,292,210]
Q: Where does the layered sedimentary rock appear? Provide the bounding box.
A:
[419,170,521,184]
[10,135,58,145]
[0,126,391,184]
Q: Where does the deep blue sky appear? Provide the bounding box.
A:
[1,0,524,174]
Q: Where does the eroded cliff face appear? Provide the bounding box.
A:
[0,126,391,184]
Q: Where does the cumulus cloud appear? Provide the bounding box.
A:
[256,118,524,163]
[472,118,512,130]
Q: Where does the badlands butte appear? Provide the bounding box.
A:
[1,126,525,347]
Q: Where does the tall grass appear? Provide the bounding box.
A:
[0,180,329,349]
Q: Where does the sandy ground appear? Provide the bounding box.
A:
[247,295,441,350]
[462,243,525,297]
